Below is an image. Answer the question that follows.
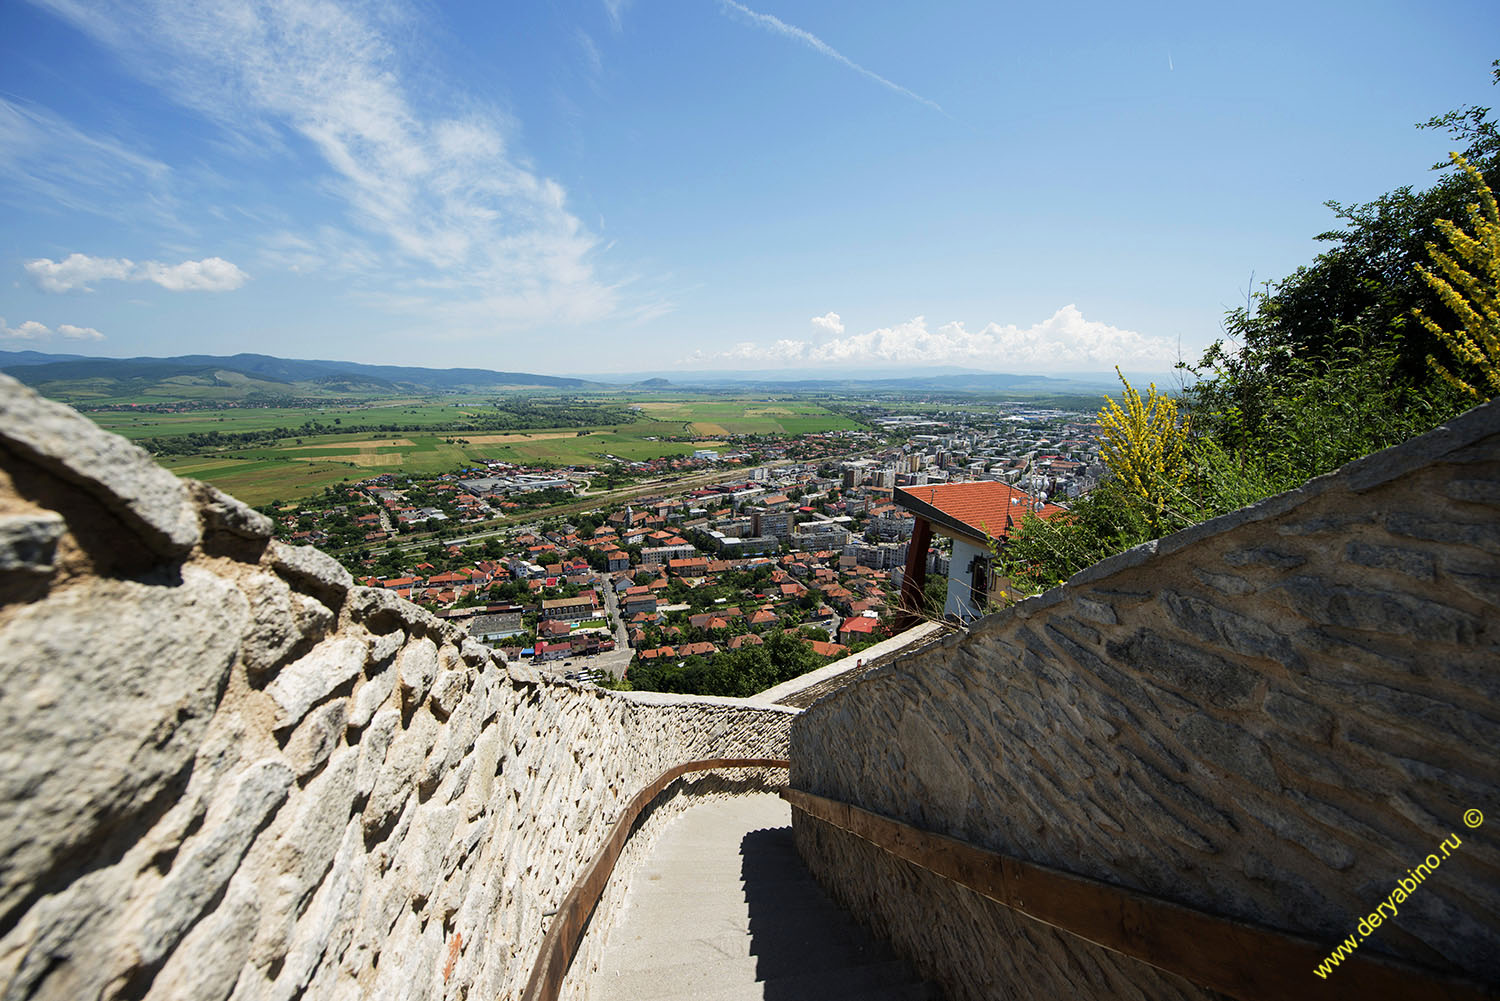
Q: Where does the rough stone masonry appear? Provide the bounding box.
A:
[790,397,1500,1001]
[0,372,794,1001]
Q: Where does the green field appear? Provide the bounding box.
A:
[629,399,862,435]
[90,401,493,440]
[91,395,864,506]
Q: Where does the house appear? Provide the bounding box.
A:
[540,594,597,622]
[838,616,879,642]
[622,589,657,616]
[749,608,778,629]
[893,481,1064,621]
[533,640,570,662]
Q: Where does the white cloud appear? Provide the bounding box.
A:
[138,257,248,291]
[28,0,617,326]
[717,1,946,116]
[58,324,106,341]
[810,311,844,335]
[1,317,104,341]
[25,253,248,293]
[0,97,174,221]
[603,0,632,31]
[683,306,1179,371]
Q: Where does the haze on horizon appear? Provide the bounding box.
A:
[1,0,1496,377]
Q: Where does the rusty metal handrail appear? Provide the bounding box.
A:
[521,757,790,1001]
[783,787,1495,1001]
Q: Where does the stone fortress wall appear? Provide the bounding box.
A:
[0,373,794,1001]
[790,399,1500,1000]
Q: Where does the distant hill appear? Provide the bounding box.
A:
[0,349,92,367]
[0,351,595,401]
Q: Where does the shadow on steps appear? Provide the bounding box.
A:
[740,827,940,1001]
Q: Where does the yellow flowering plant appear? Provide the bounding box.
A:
[1415,153,1500,401]
[1097,367,1190,527]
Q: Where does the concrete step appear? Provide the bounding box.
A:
[588,794,940,1001]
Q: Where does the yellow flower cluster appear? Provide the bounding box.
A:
[1097,366,1189,518]
[1415,153,1500,401]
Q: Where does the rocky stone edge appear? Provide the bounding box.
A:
[0,373,802,1001]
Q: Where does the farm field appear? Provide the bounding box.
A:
[105,395,863,505]
[151,426,735,505]
[88,401,493,440]
[628,399,861,435]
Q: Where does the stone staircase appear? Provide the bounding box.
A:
[587,794,940,1001]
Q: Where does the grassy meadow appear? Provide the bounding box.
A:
[106,395,862,505]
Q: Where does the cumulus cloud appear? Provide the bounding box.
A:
[29,0,617,326]
[810,311,844,335]
[1,317,104,341]
[25,253,248,293]
[683,305,1178,371]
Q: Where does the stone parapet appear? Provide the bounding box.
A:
[790,398,1500,1000]
[0,372,792,1001]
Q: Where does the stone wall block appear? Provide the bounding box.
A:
[265,635,369,732]
[1071,596,1118,626]
[396,637,439,712]
[460,637,491,666]
[140,759,294,967]
[1274,577,1483,645]
[349,662,396,731]
[1159,589,1298,666]
[1233,794,1356,870]
[284,699,349,778]
[0,372,200,558]
[429,670,467,720]
[144,879,261,1001]
[1443,477,1500,505]
[1262,689,1335,743]
[1222,546,1306,570]
[364,712,438,839]
[1106,627,1261,711]
[1177,713,1279,791]
[1385,512,1500,555]
[0,569,245,930]
[356,708,401,799]
[0,512,65,573]
[1344,541,1436,581]
[252,750,359,970]
[269,541,354,603]
[368,627,406,666]
[189,480,274,542]
[293,594,336,645]
[240,571,303,676]
[1191,568,1253,596]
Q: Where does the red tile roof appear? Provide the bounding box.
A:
[894,481,1064,544]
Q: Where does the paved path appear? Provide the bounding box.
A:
[588,794,938,1001]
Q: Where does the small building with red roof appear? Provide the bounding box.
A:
[893,481,1065,622]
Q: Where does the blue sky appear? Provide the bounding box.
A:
[1,0,1496,376]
